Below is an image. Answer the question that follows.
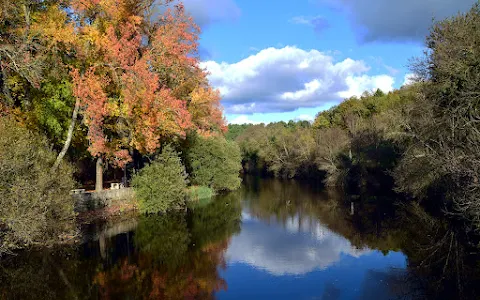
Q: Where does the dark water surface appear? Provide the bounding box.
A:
[2,177,480,299]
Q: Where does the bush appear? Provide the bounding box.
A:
[186,135,242,191]
[186,186,214,202]
[132,145,188,214]
[0,116,76,255]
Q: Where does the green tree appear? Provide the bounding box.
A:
[132,145,188,214]
[186,134,242,191]
[225,124,250,141]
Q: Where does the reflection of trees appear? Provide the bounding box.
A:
[391,204,480,299]
[94,211,234,299]
[93,238,229,300]
[92,196,242,299]
[189,190,242,249]
[134,213,191,270]
[242,177,333,225]
[242,177,480,299]
[0,247,98,300]
[0,194,242,300]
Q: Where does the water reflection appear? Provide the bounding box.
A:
[1,177,480,299]
[218,177,408,299]
[0,192,242,300]
[93,214,230,299]
[227,213,371,276]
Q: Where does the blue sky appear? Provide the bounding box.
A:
[177,0,475,124]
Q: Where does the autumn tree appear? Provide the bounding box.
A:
[69,0,226,190]
[0,1,90,174]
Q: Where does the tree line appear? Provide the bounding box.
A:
[230,3,480,231]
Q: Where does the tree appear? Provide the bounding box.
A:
[186,134,242,191]
[0,1,82,172]
[313,127,350,186]
[132,145,188,214]
[69,0,226,190]
[395,3,480,227]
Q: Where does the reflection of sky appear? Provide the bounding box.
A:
[218,208,408,300]
[227,212,370,276]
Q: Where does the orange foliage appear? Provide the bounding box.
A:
[71,68,110,156]
[69,0,226,166]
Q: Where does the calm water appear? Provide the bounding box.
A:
[1,177,480,299]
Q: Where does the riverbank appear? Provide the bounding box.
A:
[74,185,215,225]
[76,200,138,225]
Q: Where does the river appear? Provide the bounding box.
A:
[1,177,480,299]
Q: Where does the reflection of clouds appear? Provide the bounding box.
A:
[226,212,371,276]
[241,211,253,221]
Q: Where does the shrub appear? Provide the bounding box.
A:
[0,116,76,255]
[132,145,188,214]
[186,135,242,191]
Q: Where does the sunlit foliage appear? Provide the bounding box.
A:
[131,145,188,214]
[0,116,76,255]
[186,134,242,191]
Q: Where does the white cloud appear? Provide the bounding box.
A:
[281,79,322,101]
[338,74,394,98]
[402,73,417,86]
[294,114,315,122]
[226,213,370,276]
[228,115,261,125]
[201,46,394,114]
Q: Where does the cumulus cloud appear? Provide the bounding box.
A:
[318,0,476,42]
[290,16,330,34]
[201,46,394,114]
[339,74,394,98]
[226,213,370,276]
[166,0,241,28]
[228,115,261,125]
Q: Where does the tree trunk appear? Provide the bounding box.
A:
[51,98,80,172]
[96,157,103,192]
